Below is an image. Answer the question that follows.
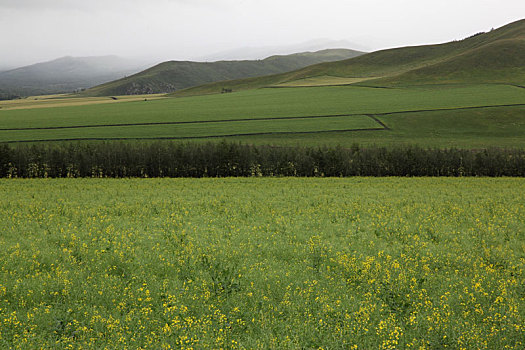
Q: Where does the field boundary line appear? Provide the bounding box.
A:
[366,115,391,130]
[0,127,387,144]
[263,83,395,89]
[264,83,365,89]
[374,103,525,116]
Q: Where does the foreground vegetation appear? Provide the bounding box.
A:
[0,178,523,348]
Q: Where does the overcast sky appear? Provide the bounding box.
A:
[0,0,524,68]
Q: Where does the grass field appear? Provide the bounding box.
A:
[1,178,524,348]
[0,115,381,142]
[228,105,525,148]
[1,84,524,147]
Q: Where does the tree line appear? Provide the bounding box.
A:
[0,141,524,178]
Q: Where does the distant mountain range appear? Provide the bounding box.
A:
[0,56,153,98]
[171,19,525,96]
[82,49,364,96]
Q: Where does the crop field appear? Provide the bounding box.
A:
[1,178,524,348]
[1,84,524,147]
[0,94,167,111]
[0,115,381,142]
[271,76,373,87]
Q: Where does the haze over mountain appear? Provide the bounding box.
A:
[0,56,154,98]
[83,49,364,96]
[0,66,15,73]
[196,39,369,62]
[172,19,525,96]
[2,0,523,71]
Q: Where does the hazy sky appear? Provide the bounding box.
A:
[1,0,524,68]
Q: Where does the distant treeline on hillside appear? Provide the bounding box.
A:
[0,142,524,178]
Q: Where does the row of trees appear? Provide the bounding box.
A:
[0,142,524,178]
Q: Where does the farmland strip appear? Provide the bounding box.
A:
[0,114,370,131]
[372,103,525,116]
[1,103,523,132]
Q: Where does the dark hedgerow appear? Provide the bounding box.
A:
[0,141,524,178]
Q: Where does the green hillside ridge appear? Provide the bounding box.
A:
[83,49,364,96]
[171,19,525,96]
[371,38,525,85]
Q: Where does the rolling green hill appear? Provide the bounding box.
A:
[372,38,525,86]
[171,19,525,96]
[82,49,364,96]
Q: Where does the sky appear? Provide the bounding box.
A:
[0,0,524,68]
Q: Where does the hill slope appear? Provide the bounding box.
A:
[372,37,525,86]
[0,56,149,98]
[83,49,364,96]
[171,19,525,96]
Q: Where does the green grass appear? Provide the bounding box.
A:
[0,115,380,142]
[1,84,525,147]
[371,39,525,87]
[226,105,525,148]
[378,105,525,145]
[1,178,524,348]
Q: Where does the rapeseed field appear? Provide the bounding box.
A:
[0,178,523,348]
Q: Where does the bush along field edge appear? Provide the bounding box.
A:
[1,141,525,178]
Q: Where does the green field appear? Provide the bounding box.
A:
[1,178,524,348]
[0,115,381,142]
[229,104,525,148]
[1,84,524,147]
